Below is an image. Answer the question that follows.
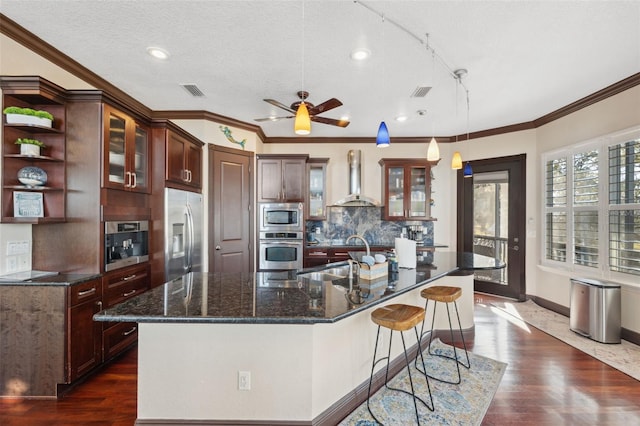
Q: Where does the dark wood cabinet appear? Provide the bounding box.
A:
[379,158,438,221]
[101,263,149,361]
[103,104,150,193]
[257,154,308,202]
[304,247,330,267]
[166,129,203,190]
[0,76,67,223]
[67,278,103,382]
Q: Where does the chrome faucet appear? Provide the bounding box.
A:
[346,234,370,257]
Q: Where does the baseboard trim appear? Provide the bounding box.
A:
[135,326,475,426]
[528,294,640,346]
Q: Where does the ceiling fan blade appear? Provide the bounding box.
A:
[308,98,342,116]
[311,115,350,128]
[263,99,296,113]
[254,115,295,122]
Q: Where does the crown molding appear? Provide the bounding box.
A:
[533,72,640,127]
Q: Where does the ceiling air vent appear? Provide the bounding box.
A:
[410,86,432,98]
[180,83,205,97]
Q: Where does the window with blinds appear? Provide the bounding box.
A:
[543,128,640,277]
[545,158,568,262]
[608,139,640,275]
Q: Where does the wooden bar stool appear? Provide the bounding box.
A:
[415,286,470,385]
[367,303,434,425]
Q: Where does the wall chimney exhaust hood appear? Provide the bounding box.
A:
[332,150,380,207]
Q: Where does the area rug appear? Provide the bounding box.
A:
[339,338,507,426]
[490,299,640,381]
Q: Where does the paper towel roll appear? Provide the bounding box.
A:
[395,238,416,269]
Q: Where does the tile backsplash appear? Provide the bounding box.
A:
[306,206,434,246]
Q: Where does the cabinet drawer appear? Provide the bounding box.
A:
[69,278,102,307]
[103,264,149,308]
[103,321,138,361]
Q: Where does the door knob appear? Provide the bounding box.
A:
[215,245,221,250]
[510,245,519,251]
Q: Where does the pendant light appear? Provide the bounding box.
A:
[294,101,310,135]
[426,42,440,161]
[375,15,390,147]
[462,80,473,178]
[294,0,311,135]
[451,152,463,169]
[376,122,390,147]
[427,137,440,161]
[451,69,467,170]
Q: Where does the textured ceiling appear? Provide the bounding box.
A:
[1,1,639,139]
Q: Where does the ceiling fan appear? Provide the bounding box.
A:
[255,91,350,128]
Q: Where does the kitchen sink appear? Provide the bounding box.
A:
[297,265,352,283]
[299,267,351,282]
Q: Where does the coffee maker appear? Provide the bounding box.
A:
[407,225,424,245]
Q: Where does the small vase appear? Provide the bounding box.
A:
[20,144,41,156]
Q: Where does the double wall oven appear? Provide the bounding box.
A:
[258,202,304,271]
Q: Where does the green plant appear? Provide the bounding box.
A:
[15,137,45,148]
[3,106,54,121]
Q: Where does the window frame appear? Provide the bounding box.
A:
[541,125,640,282]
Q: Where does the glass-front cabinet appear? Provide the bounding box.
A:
[104,105,149,193]
[307,158,328,220]
[379,158,437,221]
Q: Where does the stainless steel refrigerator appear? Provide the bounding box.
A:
[165,188,203,281]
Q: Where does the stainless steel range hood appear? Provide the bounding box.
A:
[332,150,380,207]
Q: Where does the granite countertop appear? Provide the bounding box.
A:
[0,272,101,286]
[94,252,503,325]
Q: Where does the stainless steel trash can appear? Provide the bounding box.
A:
[569,278,621,344]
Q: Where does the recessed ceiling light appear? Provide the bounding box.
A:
[340,115,350,121]
[350,48,371,61]
[147,47,170,60]
[395,115,408,122]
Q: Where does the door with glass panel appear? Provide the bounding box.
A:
[457,154,526,300]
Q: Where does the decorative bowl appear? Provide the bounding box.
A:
[17,166,47,187]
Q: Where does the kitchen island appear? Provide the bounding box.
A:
[94,252,503,425]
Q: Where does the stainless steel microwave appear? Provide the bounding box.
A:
[258,202,304,232]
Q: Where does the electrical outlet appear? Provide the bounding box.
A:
[18,255,29,270]
[7,240,30,256]
[7,256,17,272]
[238,371,251,391]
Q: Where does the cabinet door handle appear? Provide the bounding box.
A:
[123,289,137,297]
[182,169,189,182]
[131,172,137,188]
[187,169,192,182]
[95,300,103,312]
[78,287,97,297]
[125,171,133,188]
[122,274,137,281]
[123,326,137,336]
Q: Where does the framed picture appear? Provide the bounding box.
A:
[14,191,44,218]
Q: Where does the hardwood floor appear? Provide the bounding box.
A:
[1,293,639,425]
